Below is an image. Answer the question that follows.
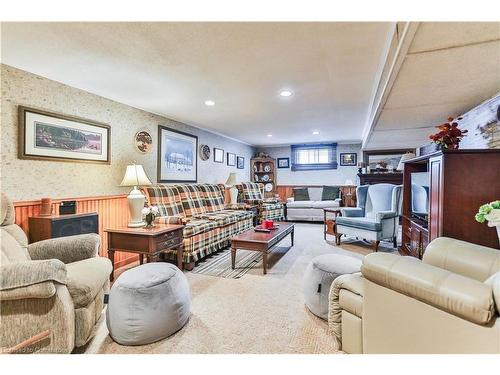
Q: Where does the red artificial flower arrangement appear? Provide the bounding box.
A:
[429,117,468,149]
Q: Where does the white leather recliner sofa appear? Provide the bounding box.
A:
[329,237,500,353]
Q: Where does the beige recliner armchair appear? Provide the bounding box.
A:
[329,237,500,353]
[0,193,112,353]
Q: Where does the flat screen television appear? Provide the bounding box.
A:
[411,172,429,221]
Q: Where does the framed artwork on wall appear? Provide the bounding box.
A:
[363,149,414,172]
[214,148,224,163]
[157,125,198,183]
[237,156,245,169]
[339,153,357,166]
[18,106,111,164]
[134,130,153,154]
[227,152,236,166]
[277,157,290,168]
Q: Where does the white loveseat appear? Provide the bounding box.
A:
[286,186,342,221]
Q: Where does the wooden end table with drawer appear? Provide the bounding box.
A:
[105,224,184,281]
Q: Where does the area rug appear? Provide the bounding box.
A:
[191,248,262,279]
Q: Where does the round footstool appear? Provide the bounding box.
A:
[106,263,191,345]
[303,254,362,320]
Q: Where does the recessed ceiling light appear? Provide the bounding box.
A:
[267,134,273,137]
[312,131,320,135]
[279,90,293,97]
[204,100,215,106]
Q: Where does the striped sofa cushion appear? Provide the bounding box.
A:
[176,184,207,217]
[195,209,253,227]
[198,184,226,212]
[182,218,218,238]
[240,182,263,201]
[145,185,185,218]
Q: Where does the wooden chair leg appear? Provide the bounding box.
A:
[183,262,195,271]
[374,240,380,252]
[335,234,341,245]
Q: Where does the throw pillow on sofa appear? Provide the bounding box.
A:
[321,186,339,201]
[293,188,310,201]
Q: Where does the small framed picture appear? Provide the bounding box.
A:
[227,152,236,166]
[237,156,245,169]
[340,153,357,166]
[214,148,224,163]
[277,157,290,168]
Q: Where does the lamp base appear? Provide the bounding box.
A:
[127,186,146,228]
[229,186,238,205]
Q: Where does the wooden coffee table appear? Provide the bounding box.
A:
[230,222,294,275]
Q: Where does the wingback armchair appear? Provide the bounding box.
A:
[329,237,500,353]
[0,193,112,353]
[335,184,402,251]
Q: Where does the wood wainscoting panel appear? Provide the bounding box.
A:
[13,194,137,269]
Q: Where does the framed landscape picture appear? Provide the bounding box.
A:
[158,126,198,183]
[18,106,111,164]
[214,148,224,163]
[277,157,290,168]
[237,156,245,169]
[340,153,357,166]
[227,152,236,166]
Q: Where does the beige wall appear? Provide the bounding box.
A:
[256,144,361,186]
[0,64,255,201]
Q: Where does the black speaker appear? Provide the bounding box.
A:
[60,201,77,215]
[51,213,98,238]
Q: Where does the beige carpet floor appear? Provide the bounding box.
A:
[83,223,397,354]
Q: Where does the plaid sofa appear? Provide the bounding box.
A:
[236,182,285,222]
[145,183,254,265]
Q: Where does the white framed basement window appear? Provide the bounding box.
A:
[290,143,338,171]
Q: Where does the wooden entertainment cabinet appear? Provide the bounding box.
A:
[400,149,500,258]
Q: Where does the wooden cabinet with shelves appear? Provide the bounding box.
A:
[400,149,500,258]
[251,157,277,198]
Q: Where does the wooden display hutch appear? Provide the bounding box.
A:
[400,149,500,259]
[251,157,277,198]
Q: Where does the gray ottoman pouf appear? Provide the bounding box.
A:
[303,254,362,319]
[106,263,191,345]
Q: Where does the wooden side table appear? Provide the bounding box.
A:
[323,208,342,240]
[105,224,184,281]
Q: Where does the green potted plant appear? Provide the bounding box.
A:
[475,200,500,244]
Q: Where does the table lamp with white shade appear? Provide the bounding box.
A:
[120,164,152,227]
[397,152,416,172]
[225,172,238,205]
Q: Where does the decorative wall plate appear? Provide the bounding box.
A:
[263,164,271,172]
[135,130,153,154]
[264,183,273,192]
[199,144,211,160]
[262,174,270,182]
